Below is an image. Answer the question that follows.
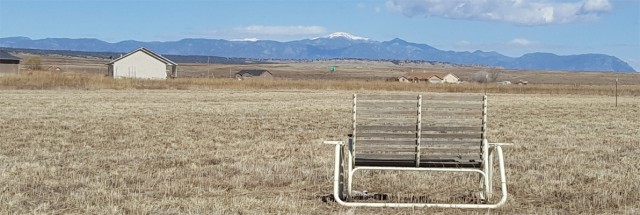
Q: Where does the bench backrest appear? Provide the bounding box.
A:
[353,94,487,167]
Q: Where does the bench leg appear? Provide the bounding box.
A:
[330,145,509,208]
[331,144,345,201]
[487,146,495,200]
[479,174,487,201]
[347,138,354,200]
[478,159,495,201]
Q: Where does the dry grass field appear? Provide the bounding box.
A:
[1,89,639,214]
[3,71,640,97]
[14,53,640,85]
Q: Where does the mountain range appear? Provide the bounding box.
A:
[0,32,635,72]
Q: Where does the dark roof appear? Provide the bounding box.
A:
[236,69,271,76]
[0,50,20,61]
[107,47,177,66]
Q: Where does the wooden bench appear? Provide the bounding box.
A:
[324,94,511,209]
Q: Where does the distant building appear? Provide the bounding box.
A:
[0,50,20,75]
[106,47,177,79]
[235,69,273,80]
[399,72,460,84]
[398,76,411,83]
[439,73,460,83]
[47,66,63,72]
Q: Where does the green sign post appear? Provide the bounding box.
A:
[329,66,336,73]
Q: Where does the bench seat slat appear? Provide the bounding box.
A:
[422,141,480,147]
[422,122,483,127]
[423,110,482,116]
[356,153,415,160]
[357,148,481,155]
[358,94,419,101]
[358,115,417,120]
[421,95,484,101]
[356,145,480,151]
[355,159,482,168]
[357,145,416,151]
[357,151,480,158]
[358,109,417,115]
[421,144,480,149]
[421,148,480,154]
[358,104,418,108]
[355,141,483,149]
[421,153,480,158]
[423,126,482,132]
[422,119,482,124]
[355,139,480,146]
[355,139,417,146]
[358,125,417,132]
[356,132,417,138]
[423,103,483,109]
[421,155,481,161]
[357,149,417,154]
[357,119,417,125]
[421,133,482,139]
[422,115,482,119]
[421,155,481,160]
[356,153,480,161]
[358,102,418,108]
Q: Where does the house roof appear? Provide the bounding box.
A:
[107,47,177,66]
[0,50,20,61]
[236,69,271,76]
[403,72,447,80]
[438,73,459,80]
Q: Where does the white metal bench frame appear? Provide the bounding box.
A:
[324,94,512,208]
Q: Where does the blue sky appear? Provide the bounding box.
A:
[0,0,638,70]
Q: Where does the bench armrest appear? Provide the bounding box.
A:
[324,141,344,145]
[489,142,514,146]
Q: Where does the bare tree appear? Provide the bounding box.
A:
[25,56,42,70]
[488,69,500,82]
[473,70,501,83]
[473,71,489,83]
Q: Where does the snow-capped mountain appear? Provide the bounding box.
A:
[230,38,259,42]
[0,34,635,72]
[315,32,370,41]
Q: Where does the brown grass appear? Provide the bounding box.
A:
[22,54,640,85]
[0,89,639,214]
[2,71,640,96]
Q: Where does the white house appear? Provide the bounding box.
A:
[439,73,460,83]
[107,47,177,79]
[399,72,460,84]
[398,76,411,83]
[0,50,20,75]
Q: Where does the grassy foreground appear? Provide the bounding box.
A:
[0,89,638,214]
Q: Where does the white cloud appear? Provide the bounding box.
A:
[452,40,474,50]
[582,0,612,12]
[456,40,471,46]
[626,59,640,72]
[234,25,327,36]
[357,3,383,13]
[386,0,613,25]
[508,38,535,46]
